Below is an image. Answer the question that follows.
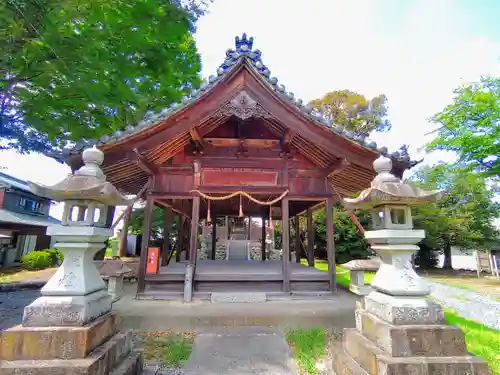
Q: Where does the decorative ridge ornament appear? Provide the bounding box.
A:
[214,90,272,120]
[343,155,442,210]
[62,34,416,168]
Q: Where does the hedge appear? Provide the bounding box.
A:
[21,249,64,270]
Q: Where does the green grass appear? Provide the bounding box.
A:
[286,328,326,375]
[134,332,194,368]
[301,259,375,287]
[444,311,500,375]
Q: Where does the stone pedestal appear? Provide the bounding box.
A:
[0,312,143,375]
[330,297,492,375]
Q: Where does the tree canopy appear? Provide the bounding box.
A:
[426,76,500,179]
[1,0,209,153]
[410,164,500,268]
[309,90,392,138]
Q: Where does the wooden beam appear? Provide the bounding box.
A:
[155,199,191,218]
[295,215,301,263]
[326,197,336,292]
[261,213,266,261]
[136,195,153,295]
[161,206,173,266]
[189,127,202,142]
[128,148,158,175]
[307,208,315,267]
[204,138,280,149]
[282,197,290,293]
[111,178,151,230]
[323,158,351,177]
[189,195,200,263]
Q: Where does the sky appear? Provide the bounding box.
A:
[1,0,500,220]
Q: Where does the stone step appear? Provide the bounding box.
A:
[110,351,144,375]
[329,341,369,375]
[0,330,133,375]
[356,309,467,357]
[211,292,266,303]
[343,329,491,375]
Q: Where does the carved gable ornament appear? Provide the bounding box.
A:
[215,90,272,120]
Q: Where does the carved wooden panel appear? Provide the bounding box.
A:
[202,168,278,186]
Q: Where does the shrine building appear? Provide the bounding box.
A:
[62,34,416,300]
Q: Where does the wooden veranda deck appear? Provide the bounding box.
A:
[141,260,331,300]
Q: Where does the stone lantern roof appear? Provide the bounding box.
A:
[343,155,442,210]
[28,147,131,206]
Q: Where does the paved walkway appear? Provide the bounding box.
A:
[0,289,39,330]
[183,327,299,375]
[429,281,500,330]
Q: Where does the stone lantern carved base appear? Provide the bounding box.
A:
[330,296,492,375]
[22,290,112,327]
[0,312,143,375]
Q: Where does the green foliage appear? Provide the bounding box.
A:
[45,248,64,265]
[286,328,326,375]
[129,205,178,244]
[410,164,500,268]
[312,204,372,264]
[1,0,209,153]
[309,90,391,137]
[21,249,57,269]
[426,76,500,179]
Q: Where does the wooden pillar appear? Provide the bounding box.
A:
[294,216,301,263]
[118,207,131,257]
[261,215,266,261]
[247,216,251,240]
[281,197,290,292]
[326,197,336,292]
[211,215,217,260]
[189,196,200,263]
[307,208,315,267]
[137,196,153,295]
[177,215,185,262]
[161,206,173,266]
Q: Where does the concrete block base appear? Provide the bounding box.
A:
[0,312,121,360]
[22,290,112,327]
[330,306,492,375]
[0,329,143,375]
[364,291,444,325]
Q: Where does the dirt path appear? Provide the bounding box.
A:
[429,281,500,330]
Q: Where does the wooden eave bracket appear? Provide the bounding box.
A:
[324,158,351,177]
[280,131,296,157]
[189,128,204,156]
[128,148,158,175]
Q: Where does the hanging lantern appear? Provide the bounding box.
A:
[207,200,212,223]
[239,194,244,217]
[268,205,273,230]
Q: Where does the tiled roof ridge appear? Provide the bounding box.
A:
[68,33,413,165]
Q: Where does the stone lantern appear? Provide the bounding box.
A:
[0,147,142,375]
[330,155,492,375]
[23,146,132,327]
[343,154,442,307]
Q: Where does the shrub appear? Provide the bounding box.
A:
[21,249,64,270]
[45,249,64,265]
[21,250,53,270]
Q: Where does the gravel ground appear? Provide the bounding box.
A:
[429,281,500,330]
[0,289,40,330]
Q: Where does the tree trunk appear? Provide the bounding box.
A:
[118,208,131,257]
[442,241,453,269]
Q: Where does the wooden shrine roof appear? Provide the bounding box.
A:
[62,34,418,195]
